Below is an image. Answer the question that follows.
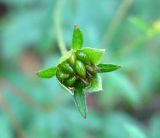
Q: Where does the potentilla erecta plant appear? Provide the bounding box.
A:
[37,25,120,118]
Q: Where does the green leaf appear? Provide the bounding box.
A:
[149,114,160,138]
[129,17,148,32]
[84,74,102,93]
[101,73,140,108]
[79,47,105,64]
[36,66,57,78]
[97,64,120,73]
[72,25,84,50]
[74,89,87,118]
[125,124,146,138]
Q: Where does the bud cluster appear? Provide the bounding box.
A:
[56,51,99,90]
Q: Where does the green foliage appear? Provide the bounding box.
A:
[74,89,87,118]
[0,0,160,137]
[72,25,84,50]
[79,48,105,64]
[36,26,119,118]
[37,67,57,78]
[125,124,146,138]
[149,114,160,138]
[97,64,121,73]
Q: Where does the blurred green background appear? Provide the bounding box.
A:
[0,0,160,138]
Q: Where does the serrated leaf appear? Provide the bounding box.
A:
[84,74,102,93]
[79,47,105,64]
[74,89,87,118]
[72,26,84,50]
[97,64,120,73]
[37,66,57,78]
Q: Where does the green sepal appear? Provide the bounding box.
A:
[97,64,120,73]
[36,66,57,79]
[78,47,105,64]
[58,81,74,95]
[72,25,84,50]
[84,74,102,93]
[74,88,87,118]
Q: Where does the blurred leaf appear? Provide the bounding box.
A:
[84,74,102,93]
[2,0,36,6]
[72,26,84,50]
[97,64,120,73]
[1,0,56,59]
[149,114,160,138]
[104,112,139,138]
[125,124,146,138]
[100,73,141,108]
[1,10,45,59]
[129,17,148,32]
[37,66,57,79]
[74,89,87,118]
[0,114,12,138]
[80,47,105,64]
[1,0,160,137]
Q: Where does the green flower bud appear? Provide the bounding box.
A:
[76,51,91,65]
[74,60,86,78]
[65,76,77,86]
[59,61,74,74]
[56,67,70,82]
[68,52,76,66]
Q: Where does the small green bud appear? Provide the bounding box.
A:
[68,52,76,66]
[56,67,70,82]
[65,76,77,86]
[59,61,74,74]
[74,60,86,78]
[76,51,91,65]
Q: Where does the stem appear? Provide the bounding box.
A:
[0,93,25,138]
[101,0,133,48]
[54,0,67,55]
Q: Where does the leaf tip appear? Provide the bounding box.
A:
[83,114,87,119]
[117,65,121,69]
[36,71,39,76]
[74,24,78,29]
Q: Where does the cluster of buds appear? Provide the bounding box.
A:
[37,25,120,118]
[56,50,99,91]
